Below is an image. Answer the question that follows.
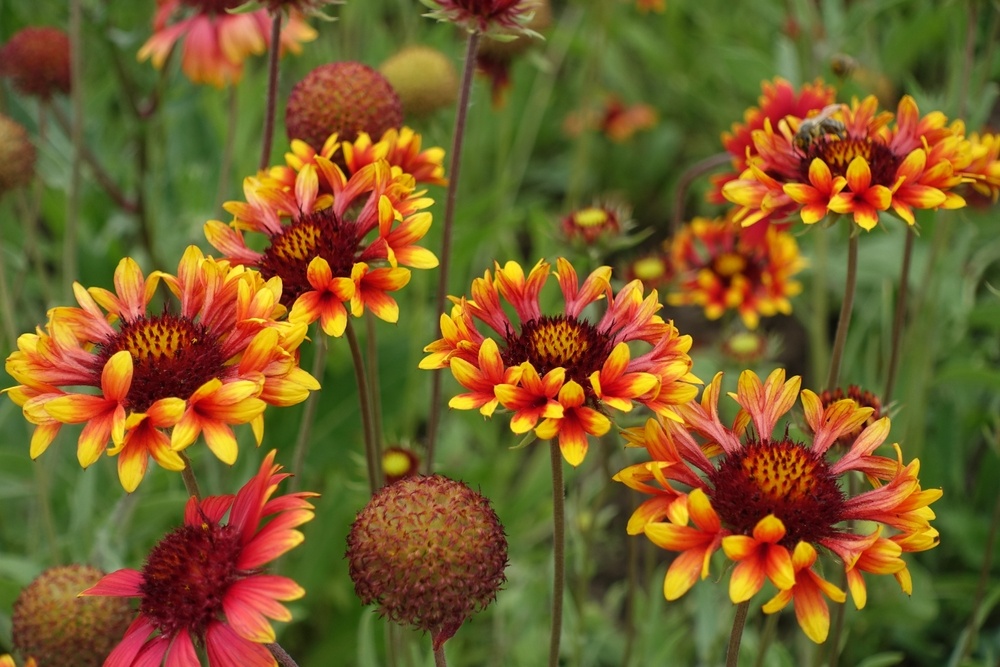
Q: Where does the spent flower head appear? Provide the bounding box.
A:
[285,62,403,150]
[12,565,132,666]
[3,246,318,491]
[0,114,36,195]
[615,369,941,643]
[346,474,508,649]
[0,27,71,98]
[81,451,317,665]
[422,0,540,35]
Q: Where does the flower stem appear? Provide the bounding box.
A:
[433,646,448,667]
[347,320,383,493]
[66,0,84,297]
[825,233,859,391]
[259,13,283,172]
[215,85,240,211]
[179,452,201,500]
[290,333,328,491]
[267,642,300,667]
[726,600,751,667]
[366,313,384,450]
[548,441,566,667]
[883,227,914,404]
[425,30,481,474]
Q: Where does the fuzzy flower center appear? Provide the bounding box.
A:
[96,315,226,413]
[138,522,244,641]
[712,252,747,278]
[502,315,613,385]
[800,137,900,187]
[708,438,845,547]
[259,209,363,308]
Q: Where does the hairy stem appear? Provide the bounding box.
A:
[548,442,566,667]
[179,452,201,500]
[426,30,481,473]
[726,601,751,667]
[347,321,383,493]
[434,646,448,667]
[267,642,300,667]
[825,233,859,391]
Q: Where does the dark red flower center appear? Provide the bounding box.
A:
[799,137,900,188]
[501,315,613,387]
[181,0,245,12]
[139,521,244,641]
[708,438,845,548]
[95,314,226,413]
[258,209,363,308]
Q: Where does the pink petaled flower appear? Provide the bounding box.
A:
[81,450,317,667]
[138,0,317,88]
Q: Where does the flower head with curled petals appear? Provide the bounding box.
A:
[81,450,317,665]
[206,155,436,337]
[614,368,940,642]
[722,88,972,231]
[422,0,539,35]
[422,258,699,465]
[3,247,317,492]
[137,0,316,88]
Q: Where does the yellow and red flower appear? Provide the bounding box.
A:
[962,131,1000,205]
[206,154,437,337]
[666,215,804,329]
[723,92,971,231]
[3,247,317,492]
[81,450,316,665]
[614,369,940,643]
[561,203,627,245]
[421,258,700,466]
[138,0,316,88]
[269,127,447,190]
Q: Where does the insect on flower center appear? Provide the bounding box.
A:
[708,438,845,548]
[96,314,226,413]
[503,316,612,384]
[138,522,244,641]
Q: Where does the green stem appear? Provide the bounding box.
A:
[290,333,328,490]
[752,612,780,667]
[825,233,859,391]
[726,601,751,667]
[426,30,481,474]
[365,312,384,451]
[809,226,830,386]
[434,646,448,667]
[66,0,84,296]
[215,85,240,211]
[548,442,566,667]
[347,320,383,493]
[883,228,914,404]
[954,476,1000,665]
[179,451,201,500]
[267,642,300,667]
[259,13,282,171]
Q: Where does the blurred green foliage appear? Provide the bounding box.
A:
[1,0,999,665]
